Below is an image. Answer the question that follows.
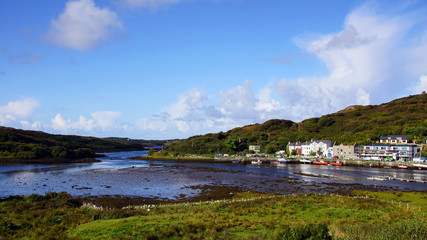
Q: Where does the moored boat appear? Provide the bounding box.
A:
[313,161,328,165]
[251,159,262,165]
[398,165,408,169]
[299,159,311,164]
[413,163,427,170]
[330,162,342,166]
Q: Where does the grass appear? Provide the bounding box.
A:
[69,192,426,239]
[1,191,426,239]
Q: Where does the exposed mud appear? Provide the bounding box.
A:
[76,164,406,208]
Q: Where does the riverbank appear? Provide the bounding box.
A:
[0,157,101,164]
[133,155,426,169]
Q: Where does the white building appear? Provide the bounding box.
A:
[310,140,332,157]
[301,142,311,156]
[361,144,418,161]
[379,135,408,144]
[288,140,332,157]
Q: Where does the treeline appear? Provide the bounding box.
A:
[0,127,146,160]
[163,94,427,155]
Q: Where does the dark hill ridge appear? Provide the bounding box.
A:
[163,94,427,155]
[0,127,147,161]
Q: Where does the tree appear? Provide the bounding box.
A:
[51,146,69,158]
[224,139,238,153]
[148,147,155,156]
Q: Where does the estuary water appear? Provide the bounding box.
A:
[0,151,425,199]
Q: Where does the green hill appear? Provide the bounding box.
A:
[163,94,427,155]
[0,127,146,161]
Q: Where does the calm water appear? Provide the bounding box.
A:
[0,151,425,198]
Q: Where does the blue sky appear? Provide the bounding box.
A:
[1,0,426,139]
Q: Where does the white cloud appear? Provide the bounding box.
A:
[117,0,183,9]
[136,82,288,139]
[45,0,122,51]
[91,111,121,130]
[51,113,95,132]
[275,2,427,121]
[412,75,427,94]
[0,98,39,125]
[49,111,128,135]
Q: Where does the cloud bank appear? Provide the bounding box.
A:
[44,0,123,51]
[0,99,39,125]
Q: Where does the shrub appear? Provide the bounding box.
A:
[28,194,45,202]
[275,223,332,240]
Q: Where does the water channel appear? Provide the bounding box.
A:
[0,151,425,199]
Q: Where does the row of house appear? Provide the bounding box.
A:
[287,135,421,161]
[288,140,333,158]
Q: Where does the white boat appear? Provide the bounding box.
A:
[413,164,427,170]
[299,159,311,164]
[251,159,262,165]
[277,158,290,163]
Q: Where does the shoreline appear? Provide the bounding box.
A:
[0,157,101,164]
[132,155,425,170]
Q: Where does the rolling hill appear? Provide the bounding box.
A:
[163,93,427,155]
[0,127,147,161]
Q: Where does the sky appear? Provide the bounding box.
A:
[0,0,426,140]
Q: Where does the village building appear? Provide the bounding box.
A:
[288,142,303,155]
[361,144,418,161]
[288,140,331,157]
[310,140,332,157]
[333,143,361,159]
[379,135,408,144]
[249,145,260,153]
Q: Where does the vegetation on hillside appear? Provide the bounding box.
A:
[0,127,146,160]
[0,191,425,239]
[163,94,427,155]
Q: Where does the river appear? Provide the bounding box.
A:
[0,151,425,199]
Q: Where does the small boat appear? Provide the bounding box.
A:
[251,159,262,165]
[299,159,311,164]
[232,160,241,164]
[413,164,427,170]
[277,158,290,163]
[330,162,342,166]
[367,176,385,181]
[313,161,328,165]
[398,165,408,169]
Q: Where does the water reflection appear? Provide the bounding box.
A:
[0,151,426,198]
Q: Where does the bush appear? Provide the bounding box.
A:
[275,223,332,240]
[28,194,45,202]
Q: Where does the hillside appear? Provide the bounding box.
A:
[163,94,427,155]
[0,127,146,160]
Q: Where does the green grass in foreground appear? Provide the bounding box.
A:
[1,191,426,239]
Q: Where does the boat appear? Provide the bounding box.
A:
[398,165,408,169]
[277,158,290,163]
[232,160,241,164]
[313,161,328,165]
[367,176,391,181]
[299,159,311,164]
[413,164,427,170]
[330,162,342,166]
[251,159,262,165]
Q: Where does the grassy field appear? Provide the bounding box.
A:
[1,191,426,239]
